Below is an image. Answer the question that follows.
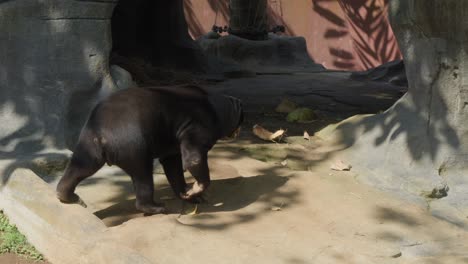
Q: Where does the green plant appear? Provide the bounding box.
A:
[0,211,44,261]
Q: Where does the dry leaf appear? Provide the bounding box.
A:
[280,160,288,166]
[303,131,310,140]
[187,207,198,215]
[186,204,198,215]
[213,202,224,207]
[270,129,286,140]
[252,124,285,142]
[271,203,284,211]
[330,160,352,171]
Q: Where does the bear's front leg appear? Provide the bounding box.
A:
[160,154,188,197]
[182,181,208,200]
[179,140,211,201]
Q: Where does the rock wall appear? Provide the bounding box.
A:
[0,0,208,153]
[319,0,468,228]
[0,0,118,153]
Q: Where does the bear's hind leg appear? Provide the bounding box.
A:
[56,131,105,203]
[120,158,166,215]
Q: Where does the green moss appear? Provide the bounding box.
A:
[31,157,68,176]
[241,145,288,163]
[0,212,44,261]
[286,108,317,123]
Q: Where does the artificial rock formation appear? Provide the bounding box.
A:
[320,0,468,227]
[0,0,207,153]
[0,0,118,152]
[197,33,325,74]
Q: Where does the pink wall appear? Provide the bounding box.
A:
[184,0,402,71]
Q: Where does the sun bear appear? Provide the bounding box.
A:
[56,85,243,214]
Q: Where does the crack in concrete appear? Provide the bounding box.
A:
[426,57,442,137]
[402,242,424,247]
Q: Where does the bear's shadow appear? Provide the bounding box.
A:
[94,174,293,228]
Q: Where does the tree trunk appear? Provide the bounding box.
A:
[321,0,468,227]
[111,0,204,70]
[229,0,268,40]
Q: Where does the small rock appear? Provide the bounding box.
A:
[425,183,449,199]
[303,131,310,140]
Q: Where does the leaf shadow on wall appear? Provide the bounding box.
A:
[312,0,401,70]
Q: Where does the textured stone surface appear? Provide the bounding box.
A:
[0,80,467,263]
[197,34,325,73]
[0,0,215,153]
[110,65,137,90]
[350,60,407,87]
[0,0,119,152]
[318,0,468,228]
[0,161,150,264]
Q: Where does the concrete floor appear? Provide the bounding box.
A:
[4,72,468,264]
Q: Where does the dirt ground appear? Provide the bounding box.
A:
[41,73,466,263]
[66,140,468,264]
[5,72,468,263]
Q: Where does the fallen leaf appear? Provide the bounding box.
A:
[183,204,198,215]
[280,160,288,166]
[213,202,224,207]
[303,131,310,140]
[186,204,198,215]
[271,203,284,211]
[330,160,352,171]
[252,124,286,142]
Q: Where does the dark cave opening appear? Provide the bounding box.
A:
[110,0,206,85]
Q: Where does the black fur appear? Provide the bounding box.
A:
[56,85,243,214]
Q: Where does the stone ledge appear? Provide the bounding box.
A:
[0,162,151,264]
